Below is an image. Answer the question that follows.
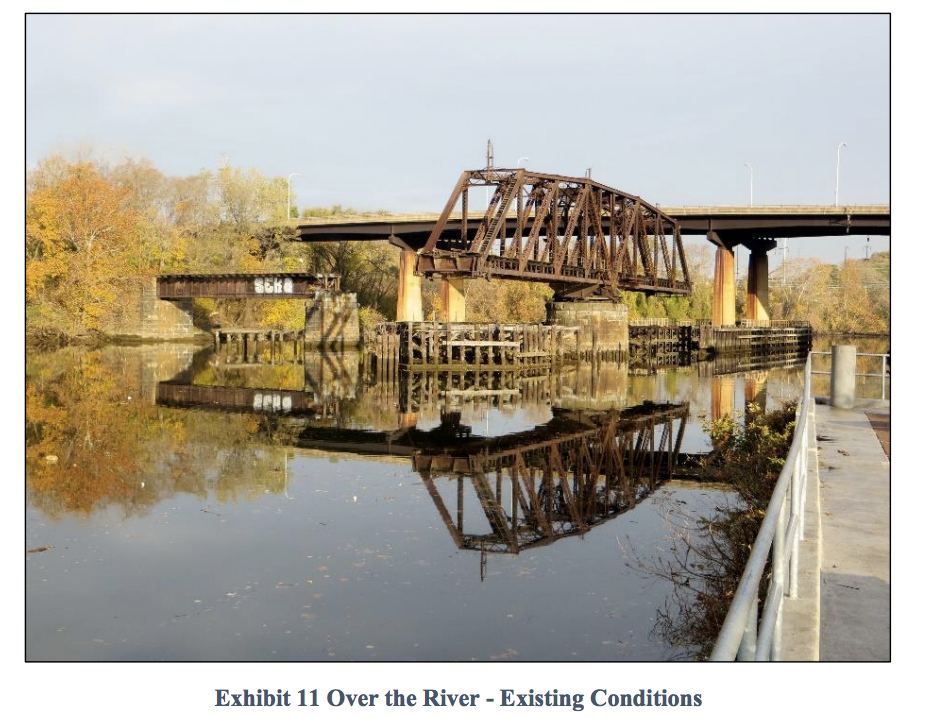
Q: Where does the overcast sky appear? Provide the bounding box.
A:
[26,13,890,266]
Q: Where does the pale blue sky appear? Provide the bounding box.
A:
[26,13,890,265]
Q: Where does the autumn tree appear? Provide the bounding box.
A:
[27,158,140,330]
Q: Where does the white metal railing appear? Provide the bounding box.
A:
[811,350,889,401]
[735,319,812,329]
[629,318,697,327]
[709,353,813,661]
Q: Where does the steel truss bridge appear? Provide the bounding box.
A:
[417,169,691,300]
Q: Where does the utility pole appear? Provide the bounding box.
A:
[485,139,494,208]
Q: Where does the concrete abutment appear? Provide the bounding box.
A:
[139,277,203,339]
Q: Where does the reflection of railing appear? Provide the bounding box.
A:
[810,350,889,401]
[630,318,697,327]
[415,403,689,556]
[710,354,813,661]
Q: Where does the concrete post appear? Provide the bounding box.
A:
[746,250,770,322]
[396,249,423,322]
[830,345,857,409]
[440,276,466,322]
[712,246,736,327]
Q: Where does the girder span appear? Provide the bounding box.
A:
[417,169,691,300]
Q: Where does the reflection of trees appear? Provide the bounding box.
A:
[26,347,294,518]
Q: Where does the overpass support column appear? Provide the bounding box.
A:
[440,277,466,322]
[712,244,736,327]
[745,239,778,323]
[396,249,423,322]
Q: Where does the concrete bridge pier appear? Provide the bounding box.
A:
[305,292,360,346]
[440,276,467,322]
[397,249,424,321]
[745,239,778,322]
[711,241,736,327]
[546,300,629,355]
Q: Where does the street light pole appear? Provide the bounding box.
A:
[743,162,753,206]
[834,142,847,207]
[517,157,530,169]
[287,172,300,219]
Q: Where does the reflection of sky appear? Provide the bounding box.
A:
[27,456,734,661]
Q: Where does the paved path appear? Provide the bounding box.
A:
[782,402,890,661]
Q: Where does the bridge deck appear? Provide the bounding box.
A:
[295,205,889,243]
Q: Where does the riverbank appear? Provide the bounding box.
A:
[26,327,212,351]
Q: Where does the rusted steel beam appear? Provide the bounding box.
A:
[417,169,689,299]
[157,273,340,299]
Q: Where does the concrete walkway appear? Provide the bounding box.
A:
[781,401,890,661]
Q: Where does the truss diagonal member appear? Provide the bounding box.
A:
[422,476,466,549]
[552,184,590,274]
[521,183,557,272]
[471,472,518,553]
[424,171,470,253]
[475,171,526,263]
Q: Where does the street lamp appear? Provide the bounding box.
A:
[287,172,300,219]
[517,157,530,169]
[834,142,847,207]
[743,162,753,206]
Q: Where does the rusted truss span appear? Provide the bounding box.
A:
[415,402,689,553]
[157,272,340,299]
[418,169,690,300]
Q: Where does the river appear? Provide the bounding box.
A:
[25,338,886,661]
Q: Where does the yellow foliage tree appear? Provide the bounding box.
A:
[27,160,140,331]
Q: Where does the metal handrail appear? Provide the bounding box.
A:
[710,353,812,661]
[810,351,889,401]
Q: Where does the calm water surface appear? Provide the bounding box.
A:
[27,340,875,661]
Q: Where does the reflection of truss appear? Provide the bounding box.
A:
[414,403,689,554]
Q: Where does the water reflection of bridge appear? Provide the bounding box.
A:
[413,403,689,555]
